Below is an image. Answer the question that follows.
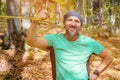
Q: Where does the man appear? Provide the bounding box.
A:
[26,10,113,80]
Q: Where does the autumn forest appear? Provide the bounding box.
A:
[0,0,120,80]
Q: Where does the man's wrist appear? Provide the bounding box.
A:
[93,70,99,76]
[32,20,39,24]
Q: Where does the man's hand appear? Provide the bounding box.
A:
[34,9,49,21]
[89,73,98,80]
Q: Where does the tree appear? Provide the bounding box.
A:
[4,0,25,79]
[55,3,62,25]
[0,0,1,14]
[76,0,80,12]
[3,0,50,79]
[6,0,25,50]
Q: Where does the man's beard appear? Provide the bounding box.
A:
[66,29,78,37]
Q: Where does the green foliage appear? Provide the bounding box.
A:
[0,0,6,15]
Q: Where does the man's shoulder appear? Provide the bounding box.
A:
[80,35,93,40]
[79,35,96,44]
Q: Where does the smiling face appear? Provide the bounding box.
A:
[64,16,81,38]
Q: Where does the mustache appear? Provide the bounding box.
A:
[69,25,81,31]
[69,25,77,29]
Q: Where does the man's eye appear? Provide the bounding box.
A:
[67,19,72,21]
[75,20,80,23]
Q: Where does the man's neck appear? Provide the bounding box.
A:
[64,33,79,41]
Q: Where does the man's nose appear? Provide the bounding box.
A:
[71,21,76,26]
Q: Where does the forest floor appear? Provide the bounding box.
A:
[0,24,120,80]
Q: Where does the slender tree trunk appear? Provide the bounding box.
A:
[83,0,87,24]
[92,0,100,26]
[0,0,1,14]
[55,3,61,25]
[76,0,80,13]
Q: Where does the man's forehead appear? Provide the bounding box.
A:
[66,16,80,20]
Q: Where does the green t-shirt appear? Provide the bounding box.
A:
[44,34,104,80]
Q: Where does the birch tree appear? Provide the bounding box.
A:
[4,0,25,79]
[0,0,1,14]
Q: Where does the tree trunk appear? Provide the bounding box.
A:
[0,0,1,14]
[55,3,61,25]
[6,0,25,50]
[76,0,80,13]
[4,0,25,79]
[92,0,100,26]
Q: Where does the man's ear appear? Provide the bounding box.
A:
[63,23,65,28]
[0,39,3,45]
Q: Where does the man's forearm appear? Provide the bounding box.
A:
[26,21,38,46]
[90,49,113,80]
[96,54,113,75]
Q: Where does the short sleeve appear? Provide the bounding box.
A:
[44,34,56,47]
[92,39,104,54]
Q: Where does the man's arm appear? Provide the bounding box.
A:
[90,48,113,80]
[26,9,49,49]
[26,21,48,49]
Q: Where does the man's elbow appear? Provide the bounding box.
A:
[106,52,113,63]
[26,38,35,47]
[26,40,32,46]
[104,49,113,63]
